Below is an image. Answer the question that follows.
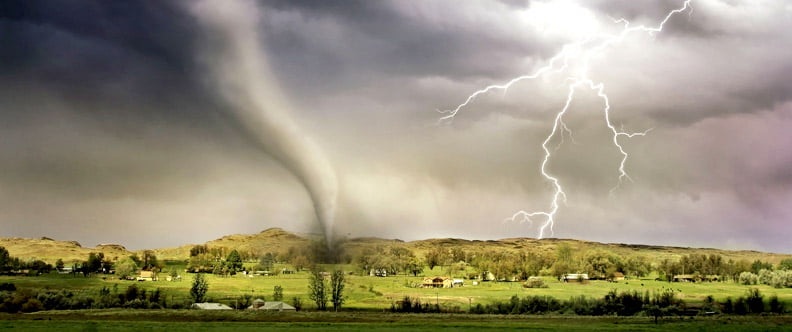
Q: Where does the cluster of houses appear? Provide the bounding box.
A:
[190,299,296,311]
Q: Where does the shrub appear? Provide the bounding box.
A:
[744,288,765,313]
[768,295,784,314]
[523,278,548,288]
[739,272,758,285]
[770,270,792,288]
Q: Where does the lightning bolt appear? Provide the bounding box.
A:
[439,1,691,238]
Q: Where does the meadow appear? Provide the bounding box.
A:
[3,262,791,311]
[2,310,792,331]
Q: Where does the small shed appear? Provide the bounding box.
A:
[247,300,297,312]
[611,272,625,281]
[191,302,232,310]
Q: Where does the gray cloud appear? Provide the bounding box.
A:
[1,0,790,253]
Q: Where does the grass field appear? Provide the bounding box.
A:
[3,262,791,311]
[2,310,792,331]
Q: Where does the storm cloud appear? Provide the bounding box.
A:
[0,0,790,252]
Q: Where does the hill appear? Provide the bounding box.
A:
[150,228,312,260]
[0,237,131,264]
[1,228,789,264]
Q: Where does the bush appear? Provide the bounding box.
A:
[522,278,548,288]
[744,288,765,313]
[768,295,785,314]
[0,283,15,292]
[391,296,440,313]
[291,297,302,311]
[769,270,792,288]
[739,272,758,285]
[758,269,773,285]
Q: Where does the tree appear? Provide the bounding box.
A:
[170,269,179,281]
[86,252,104,274]
[273,285,284,302]
[330,270,345,311]
[779,259,792,271]
[308,269,328,310]
[115,257,139,279]
[257,253,275,272]
[55,259,64,272]
[142,250,160,271]
[751,260,772,274]
[226,250,243,272]
[426,247,447,271]
[0,247,9,272]
[190,245,209,257]
[190,273,209,303]
[406,257,424,276]
[292,255,310,271]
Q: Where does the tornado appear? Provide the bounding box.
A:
[188,0,338,246]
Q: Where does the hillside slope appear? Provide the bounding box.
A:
[0,237,130,264]
[2,228,789,264]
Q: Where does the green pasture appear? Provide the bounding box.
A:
[2,311,792,331]
[2,262,791,311]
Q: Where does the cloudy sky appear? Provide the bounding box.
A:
[1,0,790,252]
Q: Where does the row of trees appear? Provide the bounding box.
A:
[738,270,792,288]
[346,243,792,285]
[187,247,243,274]
[308,270,345,311]
[0,247,53,276]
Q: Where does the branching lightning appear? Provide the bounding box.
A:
[439,1,691,238]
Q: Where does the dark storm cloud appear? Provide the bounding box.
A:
[0,0,790,252]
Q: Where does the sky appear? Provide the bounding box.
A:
[1,0,790,252]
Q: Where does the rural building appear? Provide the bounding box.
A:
[247,299,297,312]
[611,272,625,281]
[422,276,454,288]
[280,268,295,274]
[137,270,157,281]
[191,302,232,310]
[165,275,182,282]
[562,273,589,282]
[369,268,388,277]
[673,274,720,282]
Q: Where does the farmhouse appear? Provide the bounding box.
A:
[136,270,157,281]
[247,299,296,312]
[673,274,720,282]
[611,272,626,281]
[191,302,232,310]
[422,276,453,288]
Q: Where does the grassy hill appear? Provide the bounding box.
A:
[151,228,312,260]
[1,228,789,264]
[0,237,130,264]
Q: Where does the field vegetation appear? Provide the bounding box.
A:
[1,228,791,331]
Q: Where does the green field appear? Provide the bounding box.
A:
[2,310,792,331]
[3,262,791,311]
